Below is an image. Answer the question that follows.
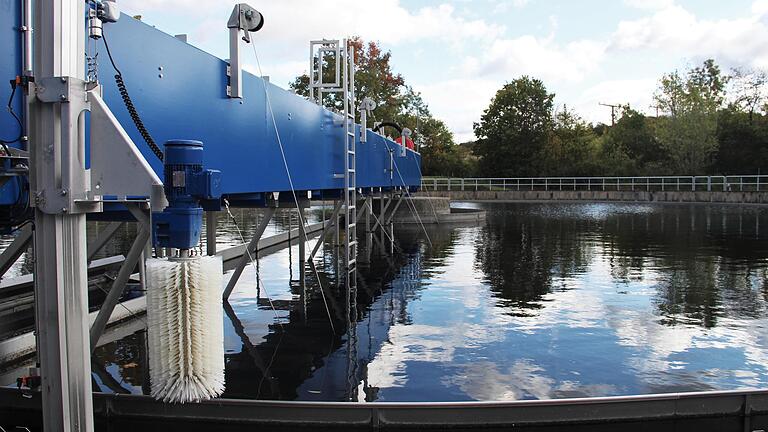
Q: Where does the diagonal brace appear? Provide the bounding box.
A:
[222,207,276,300]
[0,224,33,278]
[308,200,343,262]
[90,225,149,351]
[87,221,124,263]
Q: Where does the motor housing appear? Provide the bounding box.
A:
[153,140,221,249]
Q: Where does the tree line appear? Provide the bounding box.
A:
[291,39,768,178]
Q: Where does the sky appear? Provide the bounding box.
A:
[120,0,768,142]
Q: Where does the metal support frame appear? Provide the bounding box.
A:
[89,205,149,351]
[222,207,275,300]
[308,200,343,262]
[226,4,263,99]
[0,224,32,278]
[298,206,306,285]
[29,1,94,430]
[86,221,123,262]
[206,211,217,256]
[308,38,357,287]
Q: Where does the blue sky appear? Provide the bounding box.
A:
[121,0,768,142]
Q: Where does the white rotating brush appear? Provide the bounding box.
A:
[146,254,225,403]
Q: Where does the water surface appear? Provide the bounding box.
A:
[89,202,768,401]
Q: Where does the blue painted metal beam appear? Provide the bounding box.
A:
[95,14,421,201]
[0,7,420,210]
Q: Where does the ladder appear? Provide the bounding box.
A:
[309,39,357,288]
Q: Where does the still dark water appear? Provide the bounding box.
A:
[91,202,768,402]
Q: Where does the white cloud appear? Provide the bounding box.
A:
[414,78,499,143]
[573,78,658,124]
[623,0,675,10]
[610,4,768,69]
[120,0,768,140]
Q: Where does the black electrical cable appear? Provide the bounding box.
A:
[0,82,24,151]
[101,29,164,162]
[372,121,402,135]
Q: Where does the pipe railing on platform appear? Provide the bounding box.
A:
[421,175,768,193]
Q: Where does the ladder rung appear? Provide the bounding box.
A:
[349,241,358,246]
[347,150,355,154]
[347,259,357,266]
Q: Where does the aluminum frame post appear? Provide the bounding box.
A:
[206,211,217,256]
[222,207,275,300]
[0,224,33,278]
[30,1,94,430]
[298,207,307,285]
[363,196,372,264]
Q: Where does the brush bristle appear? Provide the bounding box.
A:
[146,256,224,403]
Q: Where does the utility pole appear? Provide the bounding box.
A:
[599,103,622,126]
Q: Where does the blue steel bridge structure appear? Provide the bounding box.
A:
[0,2,421,215]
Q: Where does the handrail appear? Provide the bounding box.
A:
[420,175,768,193]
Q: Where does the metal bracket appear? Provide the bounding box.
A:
[88,89,167,210]
[31,77,94,214]
[35,76,84,103]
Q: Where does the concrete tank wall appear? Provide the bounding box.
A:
[424,190,768,204]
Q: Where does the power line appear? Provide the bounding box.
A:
[599,102,622,126]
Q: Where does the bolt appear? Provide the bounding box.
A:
[158,74,163,78]
[158,66,163,71]
[60,189,67,196]
[61,207,67,213]
[60,77,66,83]
[59,94,66,101]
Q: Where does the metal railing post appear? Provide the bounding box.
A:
[461,178,464,191]
[692,177,695,192]
[447,177,451,191]
[677,178,680,191]
[661,178,664,191]
[602,178,605,191]
[707,176,712,192]
[503,179,506,191]
[631,178,634,191]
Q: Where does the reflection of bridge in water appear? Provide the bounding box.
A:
[223,224,433,402]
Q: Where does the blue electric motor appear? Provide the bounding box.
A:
[153,140,222,249]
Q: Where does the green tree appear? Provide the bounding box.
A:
[290,37,475,177]
[473,77,555,177]
[543,106,599,176]
[653,59,725,174]
[290,37,405,125]
[600,108,665,174]
[715,108,768,174]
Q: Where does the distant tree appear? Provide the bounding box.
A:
[728,67,768,122]
[290,37,474,177]
[290,37,405,124]
[653,59,725,174]
[543,107,599,176]
[601,108,665,174]
[473,77,555,177]
[715,108,768,174]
